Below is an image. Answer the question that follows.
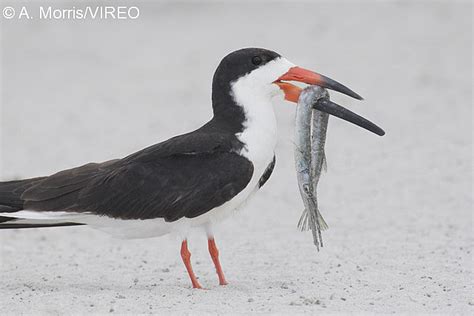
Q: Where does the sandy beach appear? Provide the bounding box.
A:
[0,1,472,314]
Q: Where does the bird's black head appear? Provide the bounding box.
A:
[212,48,281,91]
[211,48,287,124]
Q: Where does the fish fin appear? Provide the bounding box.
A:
[318,211,328,231]
[297,209,310,231]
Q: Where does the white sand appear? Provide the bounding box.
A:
[0,1,472,314]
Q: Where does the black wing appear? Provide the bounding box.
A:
[20,132,254,221]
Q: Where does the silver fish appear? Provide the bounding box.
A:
[294,86,329,250]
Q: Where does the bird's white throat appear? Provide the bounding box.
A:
[230,57,294,169]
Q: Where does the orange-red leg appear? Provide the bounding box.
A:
[208,238,228,285]
[180,240,202,289]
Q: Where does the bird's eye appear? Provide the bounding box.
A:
[252,56,262,66]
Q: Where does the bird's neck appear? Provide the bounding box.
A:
[208,79,246,134]
[209,81,277,171]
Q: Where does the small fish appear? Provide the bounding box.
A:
[294,86,329,250]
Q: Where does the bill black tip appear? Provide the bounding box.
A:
[313,98,385,136]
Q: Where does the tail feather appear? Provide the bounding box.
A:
[0,221,84,229]
[0,177,83,229]
[0,177,46,211]
[0,214,84,229]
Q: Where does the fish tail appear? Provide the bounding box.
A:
[298,206,329,251]
[297,209,310,231]
[297,208,328,232]
[318,211,328,231]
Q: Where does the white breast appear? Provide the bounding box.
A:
[230,57,294,185]
[232,84,278,189]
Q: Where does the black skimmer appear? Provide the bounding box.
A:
[0,48,384,289]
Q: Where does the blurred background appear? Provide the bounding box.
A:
[0,0,472,314]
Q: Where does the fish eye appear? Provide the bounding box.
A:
[252,56,262,66]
